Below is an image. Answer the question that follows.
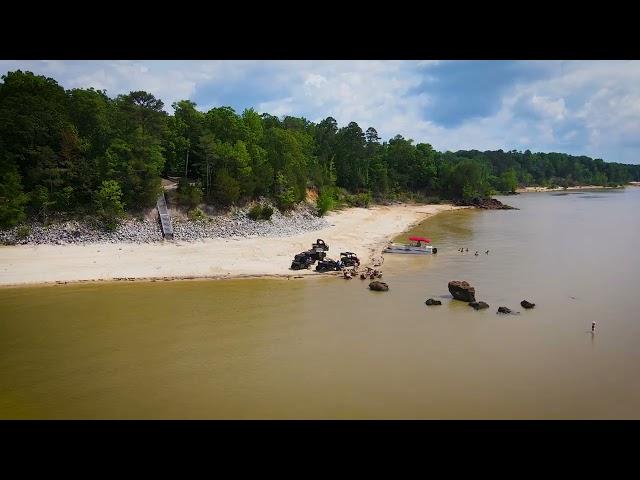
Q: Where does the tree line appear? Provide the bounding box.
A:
[1,70,639,229]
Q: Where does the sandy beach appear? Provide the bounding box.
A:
[0,203,459,287]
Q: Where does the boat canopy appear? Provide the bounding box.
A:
[408,236,431,243]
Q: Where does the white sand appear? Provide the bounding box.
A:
[0,203,459,287]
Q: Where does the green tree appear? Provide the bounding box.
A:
[212,168,240,206]
[274,171,297,211]
[115,91,167,138]
[315,117,339,187]
[171,100,205,177]
[316,188,335,216]
[94,180,125,230]
[0,162,27,228]
[0,71,70,191]
[29,184,55,223]
[335,122,366,190]
[176,178,203,209]
[498,168,518,193]
[445,159,488,200]
[104,134,164,209]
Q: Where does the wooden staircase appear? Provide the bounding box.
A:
[156,192,174,240]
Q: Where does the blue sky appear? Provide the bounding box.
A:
[1,60,639,164]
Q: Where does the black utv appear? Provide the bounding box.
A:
[340,252,360,267]
[312,238,328,252]
[290,251,315,270]
[290,239,330,270]
[316,258,341,272]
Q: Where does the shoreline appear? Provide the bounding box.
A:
[0,203,462,288]
[515,185,625,193]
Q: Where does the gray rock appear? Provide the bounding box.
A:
[521,300,535,309]
[369,281,389,292]
[469,301,489,310]
[448,280,476,302]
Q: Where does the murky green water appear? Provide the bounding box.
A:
[1,188,639,418]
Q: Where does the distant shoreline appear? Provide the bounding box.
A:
[515,185,626,193]
[0,203,462,288]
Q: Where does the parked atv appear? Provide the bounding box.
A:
[308,239,329,262]
[315,259,341,272]
[290,239,330,270]
[312,239,329,252]
[340,252,360,267]
[290,250,315,270]
[309,250,327,262]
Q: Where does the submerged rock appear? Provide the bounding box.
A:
[497,306,512,314]
[425,298,442,306]
[469,301,489,310]
[521,300,536,309]
[448,280,476,302]
[369,281,389,292]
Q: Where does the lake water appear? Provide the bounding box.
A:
[1,187,639,419]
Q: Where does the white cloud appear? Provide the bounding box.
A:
[257,97,295,117]
[530,95,566,121]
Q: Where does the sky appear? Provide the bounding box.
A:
[1,60,639,164]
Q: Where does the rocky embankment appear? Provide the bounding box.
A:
[0,203,329,246]
[455,197,518,210]
[0,219,164,245]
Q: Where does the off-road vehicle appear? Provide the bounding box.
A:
[315,258,341,272]
[290,250,315,270]
[340,252,360,267]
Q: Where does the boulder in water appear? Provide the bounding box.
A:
[369,281,389,292]
[425,298,442,306]
[521,300,535,309]
[497,306,512,314]
[448,281,476,302]
[469,301,489,310]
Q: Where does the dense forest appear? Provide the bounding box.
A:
[1,70,639,230]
